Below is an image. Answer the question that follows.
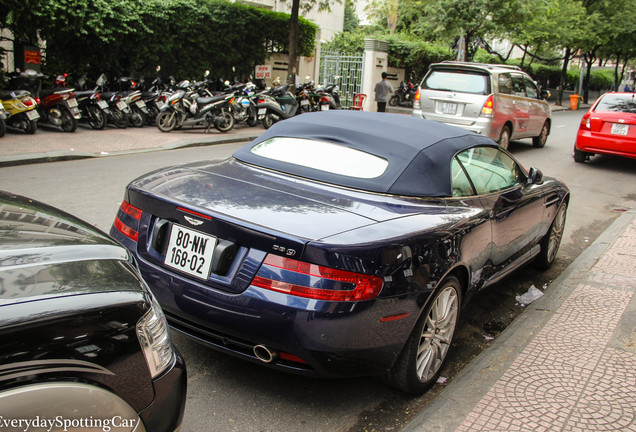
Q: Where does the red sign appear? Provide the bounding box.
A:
[255,65,271,79]
[24,50,41,64]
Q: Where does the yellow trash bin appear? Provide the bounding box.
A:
[569,94,581,110]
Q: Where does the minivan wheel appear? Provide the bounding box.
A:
[532,121,549,148]
[498,125,511,149]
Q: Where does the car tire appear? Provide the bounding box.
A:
[498,125,511,150]
[532,121,549,148]
[535,202,567,269]
[573,145,588,163]
[387,276,461,394]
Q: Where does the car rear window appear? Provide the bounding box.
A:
[250,137,389,179]
[424,70,489,95]
[595,94,636,113]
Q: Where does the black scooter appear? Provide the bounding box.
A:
[256,83,301,129]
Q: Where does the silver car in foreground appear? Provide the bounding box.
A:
[412,62,551,149]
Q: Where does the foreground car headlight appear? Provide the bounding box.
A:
[136,294,175,378]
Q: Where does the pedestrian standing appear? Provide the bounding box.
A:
[374,72,393,112]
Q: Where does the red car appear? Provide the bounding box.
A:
[574,92,636,162]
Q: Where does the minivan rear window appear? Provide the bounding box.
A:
[424,70,489,95]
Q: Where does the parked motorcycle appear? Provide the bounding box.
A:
[115,77,148,127]
[99,76,130,128]
[156,79,235,133]
[0,81,40,134]
[229,83,259,126]
[21,70,81,132]
[74,74,110,130]
[256,83,301,129]
[0,103,8,137]
[389,81,417,107]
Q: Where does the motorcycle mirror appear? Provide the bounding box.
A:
[232,66,236,72]
[156,65,161,72]
[204,70,210,77]
[96,74,107,86]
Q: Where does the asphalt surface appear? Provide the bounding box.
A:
[4,104,633,431]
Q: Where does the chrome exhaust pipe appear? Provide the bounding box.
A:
[253,345,279,363]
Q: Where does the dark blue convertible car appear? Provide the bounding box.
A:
[111,111,569,394]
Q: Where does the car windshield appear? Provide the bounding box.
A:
[595,94,636,113]
[250,137,389,179]
[424,70,489,95]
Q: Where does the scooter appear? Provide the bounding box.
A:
[0,103,8,137]
[98,75,129,128]
[0,86,39,134]
[156,83,235,133]
[22,70,81,132]
[74,74,110,130]
[256,83,301,129]
[389,81,417,107]
[116,77,148,127]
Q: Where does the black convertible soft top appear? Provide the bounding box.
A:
[233,111,497,197]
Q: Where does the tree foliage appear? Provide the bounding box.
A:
[2,0,317,85]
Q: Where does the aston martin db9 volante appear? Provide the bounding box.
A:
[111,111,569,394]
[0,191,186,431]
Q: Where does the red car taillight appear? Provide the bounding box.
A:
[114,200,142,242]
[580,113,591,130]
[252,254,383,302]
[481,95,494,117]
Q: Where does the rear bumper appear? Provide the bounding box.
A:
[575,132,636,159]
[113,230,419,379]
[412,109,498,141]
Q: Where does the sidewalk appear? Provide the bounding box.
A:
[402,211,636,432]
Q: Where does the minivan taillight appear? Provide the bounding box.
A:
[252,254,383,302]
[413,87,421,109]
[481,95,494,117]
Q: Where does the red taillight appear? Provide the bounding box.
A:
[121,200,142,220]
[114,216,138,242]
[280,352,308,364]
[580,114,591,130]
[34,97,41,105]
[414,88,421,101]
[481,95,494,117]
[252,254,383,302]
[23,98,36,107]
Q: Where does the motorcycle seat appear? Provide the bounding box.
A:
[197,95,227,105]
[0,90,30,100]
[74,90,95,98]
[40,87,73,98]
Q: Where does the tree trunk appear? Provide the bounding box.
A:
[287,0,300,88]
[584,56,593,104]
[557,47,571,107]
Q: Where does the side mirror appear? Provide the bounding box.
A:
[541,89,550,100]
[528,167,543,184]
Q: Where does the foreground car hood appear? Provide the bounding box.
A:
[128,158,443,240]
[0,191,139,305]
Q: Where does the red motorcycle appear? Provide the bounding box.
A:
[21,70,81,132]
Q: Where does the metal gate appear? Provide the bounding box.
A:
[319,50,364,108]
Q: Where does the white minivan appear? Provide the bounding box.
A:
[412,62,552,149]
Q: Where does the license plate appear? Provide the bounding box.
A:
[258,108,266,115]
[320,104,330,111]
[26,110,40,120]
[611,123,628,136]
[116,101,128,110]
[441,102,457,115]
[301,99,309,106]
[97,100,109,109]
[71,107,81,118]
[67,98,78,108]
[136,100,146,108]
[164,224,217,280]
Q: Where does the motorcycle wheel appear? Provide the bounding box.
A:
[129,110,145,128]
[214,109,234,133]
[110,110,128,129]
[262,113,274,129]
[389,95,399,106]
[60,110,78,132]
[156,110,177,132]
[25,119,38,134]
[246,106,258,127]
[0,119,5,137]
[87,106,107,130]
